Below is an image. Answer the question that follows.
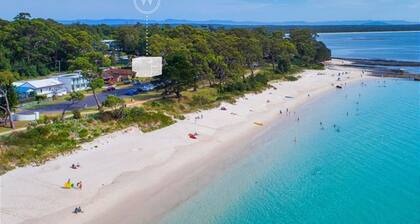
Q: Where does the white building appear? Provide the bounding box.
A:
[13,72,89,99]
[56,72,89,92]
[132,57,163,78]
[14,79,67,98]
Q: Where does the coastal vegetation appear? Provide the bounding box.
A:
[0,13,331,173]
[0,13,330,79]
[0,106,174,173]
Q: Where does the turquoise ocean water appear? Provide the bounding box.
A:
[318,31,420,74]
[161,79,420,224]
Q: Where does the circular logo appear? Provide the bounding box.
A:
[133,0,161,15]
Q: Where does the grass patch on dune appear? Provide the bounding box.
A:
[0,107,174,174]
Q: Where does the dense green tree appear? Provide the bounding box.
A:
[161,52,194,98]
[69,57,96,72]
[14,12,32,21]
[208,55,228,87]
[290,29,318,65]
[0,14,104,78]
[276,40,297,73]
[116,26,141,55]
[0,45,11,71]
[315,41,332,62]
[102,95,125,118]
[0,13,332,96]
[189,35,211,90]
[238,37,263,77]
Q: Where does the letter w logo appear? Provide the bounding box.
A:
[140,0,154,5]
[133,0,161,15]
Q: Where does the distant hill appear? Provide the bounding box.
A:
[59,19,419,26]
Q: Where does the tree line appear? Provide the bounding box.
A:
[0,13,331,129]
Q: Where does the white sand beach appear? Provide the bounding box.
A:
[0,60,376,224]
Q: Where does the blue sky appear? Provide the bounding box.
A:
[1,0,419,22]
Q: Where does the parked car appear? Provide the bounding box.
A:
[135,83,156,92]
[106,86,116,92]
[123,79,132,85]
[124,89,140,96]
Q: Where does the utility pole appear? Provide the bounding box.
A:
[56,60,61,73]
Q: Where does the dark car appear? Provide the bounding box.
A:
[124,89,140,96]
[106,86,116,92]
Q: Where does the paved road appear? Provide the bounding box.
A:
[17,86,138,115]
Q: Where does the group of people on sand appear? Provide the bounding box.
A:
[64,179,83,190]
[64,163,85,215]
[71,163,80,170]
[279,108,293,117]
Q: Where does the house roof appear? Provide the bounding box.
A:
[56,72,83,79]
[20,79,63,89]
[103,68,135,77]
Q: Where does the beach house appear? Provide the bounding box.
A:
[102,68,136,85]
[13,72,89,99]
[14,79,67,99]
[56,72,90,92]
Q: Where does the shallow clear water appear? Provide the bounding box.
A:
[318,31,420,74]
[161,79,420,224]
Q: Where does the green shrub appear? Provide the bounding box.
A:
[73,110,82,119]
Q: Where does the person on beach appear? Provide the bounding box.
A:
[77,181,83,190]
[73,206,83,214]
[280,110,283,115]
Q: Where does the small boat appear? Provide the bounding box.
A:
[336,85,343,89]
[254,122,264,126]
